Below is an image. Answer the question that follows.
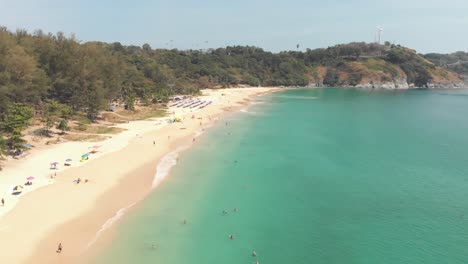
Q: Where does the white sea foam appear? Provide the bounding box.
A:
[273,95,318,100]
[87,144,192,248]
[251,101,265,105]
[240,108,264,116]
[86,202,136,248]
[194,129,205,138]
[152,145,189,189]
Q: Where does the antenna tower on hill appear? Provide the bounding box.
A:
[377,27,384,44]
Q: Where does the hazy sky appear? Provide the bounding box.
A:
[1,0,467,53]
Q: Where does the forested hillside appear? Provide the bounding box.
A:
[0,27,464,157]
[424,52,468,79]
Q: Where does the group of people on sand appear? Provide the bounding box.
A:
[73,177,88,184]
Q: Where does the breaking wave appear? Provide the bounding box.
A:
[152,145,189,189]
[272,95,318,100]
[87,202,136,248]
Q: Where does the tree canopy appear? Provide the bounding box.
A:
[0,26,461,160]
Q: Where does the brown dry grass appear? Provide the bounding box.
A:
[62,134,110,142]
[70,125,126,135]
[116,106,168,121]
[429,66,462,83]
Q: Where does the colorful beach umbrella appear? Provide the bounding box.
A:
[89,145,101,149]
[12,185,23,194]
[81,154,88,158]
[26,176,35,181]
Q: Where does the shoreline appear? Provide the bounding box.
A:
[0,87,279,264]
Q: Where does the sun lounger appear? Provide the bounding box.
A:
[13,152,30,159]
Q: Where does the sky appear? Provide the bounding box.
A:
[1,0,467,53]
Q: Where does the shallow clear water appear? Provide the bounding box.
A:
[93,88,468,264]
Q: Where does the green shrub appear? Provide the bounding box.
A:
[76,123,87,131]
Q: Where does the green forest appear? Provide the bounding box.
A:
[0,27,464,157]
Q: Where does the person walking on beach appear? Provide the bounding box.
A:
[153,140,155,146]
[56,243,62,253]
[1,198,4,206]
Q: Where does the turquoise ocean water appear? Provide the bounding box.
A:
[92,88,468,264]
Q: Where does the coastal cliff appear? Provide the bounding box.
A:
[305,44,465,89]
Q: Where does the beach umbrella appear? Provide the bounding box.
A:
[12,185,23,194]
[89,145,101,149]
[81,154,88,158]
[51,162,59,165]
[66,158,72,162]
[26,176,35,181]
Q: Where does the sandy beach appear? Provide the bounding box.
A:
[0,87,278,264]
